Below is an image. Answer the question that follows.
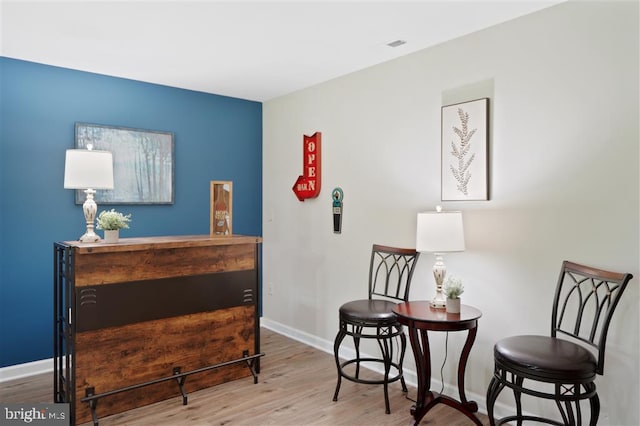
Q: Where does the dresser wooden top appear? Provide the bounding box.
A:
[58,234,262,254]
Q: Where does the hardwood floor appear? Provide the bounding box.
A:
[0,328,489,425]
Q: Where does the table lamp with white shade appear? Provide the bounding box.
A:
[416,206,465,308]
[64,145,114,242]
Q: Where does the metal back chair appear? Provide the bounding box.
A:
[369,245,416,302]
[486,260,633,426]
[332,244,419,414]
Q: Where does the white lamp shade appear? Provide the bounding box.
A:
[416,210,465,253]
[64,149,114,189]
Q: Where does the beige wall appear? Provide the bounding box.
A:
[262,1,639,424]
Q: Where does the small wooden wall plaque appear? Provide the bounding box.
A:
[210,181,233,236]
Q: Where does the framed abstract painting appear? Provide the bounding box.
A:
[75,123,174,204]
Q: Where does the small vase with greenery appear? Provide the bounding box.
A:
[96,209,132,242]
[443,276,464,313]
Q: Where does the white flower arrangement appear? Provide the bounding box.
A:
[443,276,464,299]
[96,209,132,231]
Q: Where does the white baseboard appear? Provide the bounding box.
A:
[0,358,53,383]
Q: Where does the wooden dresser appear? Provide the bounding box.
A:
[53,235,262,425]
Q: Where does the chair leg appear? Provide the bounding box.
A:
[553,384,576,426]
[486,374,504,426]
[560,400,575,426]
[332,327,347,402]
[377,335,392,414]
[571,385,580,426]
[587,383,599,426]
[514,375,524,426]
[353,328,362,379]
[333,321,407,415]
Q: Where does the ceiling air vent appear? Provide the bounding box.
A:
[386,40,406,48]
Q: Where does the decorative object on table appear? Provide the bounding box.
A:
[292,132,321,201]
[443,276,464,313]
[210,181,232,236]
[75,122,174,205]
[441,98,489,201]
[416,206,465,308]
[64,146,114,242]
[331,187,343,234]
[96,209,132,243]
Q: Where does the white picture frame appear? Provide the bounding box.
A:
[441,98,489,201]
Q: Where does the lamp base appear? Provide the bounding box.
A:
[430,290,447,309]
[79,230,100,243]
[430,253,447,309]
[78,188,101,243]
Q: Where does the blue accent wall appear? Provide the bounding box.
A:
[0,57,263,367]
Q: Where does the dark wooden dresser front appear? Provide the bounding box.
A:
[53,235,262,425]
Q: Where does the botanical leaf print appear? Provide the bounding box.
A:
[449,108,476,195]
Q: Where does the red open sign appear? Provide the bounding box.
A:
[292,132,321,201]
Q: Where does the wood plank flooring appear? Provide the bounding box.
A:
[0,328,489,425]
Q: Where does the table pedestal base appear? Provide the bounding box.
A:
[410,391,480,426]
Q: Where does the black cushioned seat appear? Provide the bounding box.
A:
[332,244,419,414]
[486,261,633,426]
[494,336,597,382]
[339,299,399,325]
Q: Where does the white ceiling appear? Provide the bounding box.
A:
[1,1,564,102]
